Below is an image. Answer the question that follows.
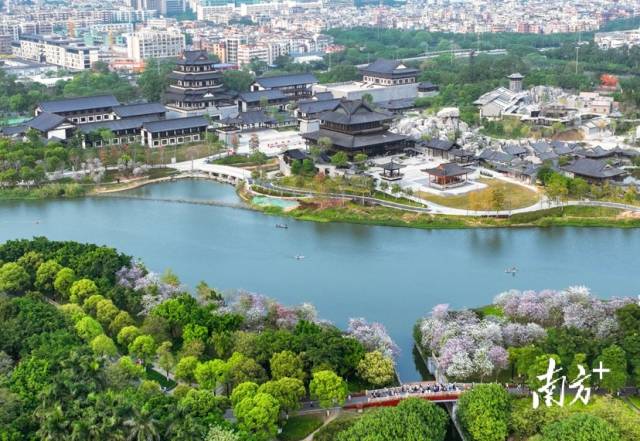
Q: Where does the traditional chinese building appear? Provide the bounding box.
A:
[164,50,237,120]
[301,99,411,157]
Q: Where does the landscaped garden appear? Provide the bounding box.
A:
[417,177,541,210]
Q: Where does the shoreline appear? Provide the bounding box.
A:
[2,173,640,230]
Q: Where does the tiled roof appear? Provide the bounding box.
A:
[143,116,209,133]
[39,95,119,113]
[238,89,288,103]
[25,112,68,132]
[561,159,625,179]
[112,103,166,118]
[255,73,318,89]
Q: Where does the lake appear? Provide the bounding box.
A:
[1,179,639,381]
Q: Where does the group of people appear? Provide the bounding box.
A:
[366,382,464,400]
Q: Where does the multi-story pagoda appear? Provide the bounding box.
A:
[164,50,237,119]
[301,99,412,157]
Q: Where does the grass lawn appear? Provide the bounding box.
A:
[145,367,177,390]
[475,304,504,317]
[283,201,639,229]
[417,178,540,210]
[278,415,323,441]
[312,412,361,441]
[627,395,640,410]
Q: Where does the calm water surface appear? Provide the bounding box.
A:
[1,179,639,380]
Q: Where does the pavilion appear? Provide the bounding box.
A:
[423,163,472,189]
[380,161,404,181]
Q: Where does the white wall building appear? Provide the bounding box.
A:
[126,29,185,61]
[12,34,99,71]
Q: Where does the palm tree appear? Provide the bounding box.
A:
[124,408,161,441]
[36,404,70,441]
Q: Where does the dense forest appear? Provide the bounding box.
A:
[0,238,402,440]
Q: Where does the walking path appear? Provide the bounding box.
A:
[255,181,640,217]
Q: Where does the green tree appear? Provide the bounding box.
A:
[541,413,621,441]
[331,151,349,168]
[90,334,117,358]
[69,278,99,304]
[194,359,228,393]
[567,353,590,386]
[361,93,373,104]
[128,335,156,365]
[223,70,254,92]
[457,384,511,441]
[75,316,104,341]
[353,153,368,170]
[117,325,141,347]
[0,262,30,296]
[109,311,134,335]
[356,351,395,387]
[95,299,119,327]
[594,345,627,393]
[270,350,306,382]
[156,341,175,380]
[123,407,161,441]
[35,259,63,295]
[183,323,209,344]
[83,294,106,316]
[175,355,200,384]
[226,352,266,389]
[234,392,280,441]
[337,397,448,441]
[52,267,75,300]
[257,377,305,415]
[309,370,347,408]
[205,426,240,441]
[527,354,561,390]
[230,381,259,408]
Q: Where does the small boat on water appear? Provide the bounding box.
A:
[295,255,305,260]
[275,224,288,229]
[505,266,518,275]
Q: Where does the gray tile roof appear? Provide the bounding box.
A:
[221,110,275,126]
[238,89,288,103]
[423,162,472,177]
[303,128,407,150]
[361,59,419,76]
[79,115,162,133]
[319,100,393,125]
[25,112,68,132]
[255,73,318,89]
[143,116,208,133]
[297,98,341,115]
[561,158,625,179]
[112,103,166,118]
[39,95,119,113]
[503,144,527,156]
[421,139,457,151]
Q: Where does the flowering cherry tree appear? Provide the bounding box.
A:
[347,317,400,360]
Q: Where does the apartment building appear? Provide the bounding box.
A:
[126,29,185,61]
[12,34,99,70]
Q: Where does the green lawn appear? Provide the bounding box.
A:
[475,304,504,318]
[312,413,361,441]
[417,178,540,210]
[278,415,323,441]
[627,395,640,411]
[145,367,177,390]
